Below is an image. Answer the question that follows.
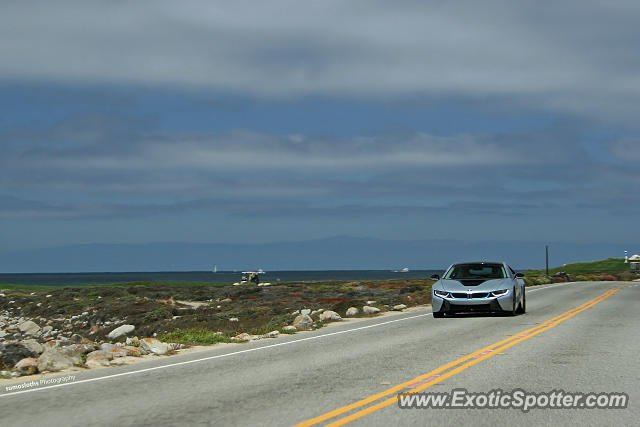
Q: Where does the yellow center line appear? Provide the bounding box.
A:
[325,288,620,427]
[293,287,620,427]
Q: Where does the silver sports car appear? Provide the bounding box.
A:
[430,261,525,317]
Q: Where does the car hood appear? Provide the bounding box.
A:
[437,278,512,292]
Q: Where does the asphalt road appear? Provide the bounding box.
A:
[1,281,638,426]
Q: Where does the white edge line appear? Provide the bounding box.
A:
[0,280,591,398]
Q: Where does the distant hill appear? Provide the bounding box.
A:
[0,236,632,273]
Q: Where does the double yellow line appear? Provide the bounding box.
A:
[294,287,620,427]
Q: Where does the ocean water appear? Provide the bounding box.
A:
[0,270,443,287]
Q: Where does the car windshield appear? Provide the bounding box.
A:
[444,263,506,279]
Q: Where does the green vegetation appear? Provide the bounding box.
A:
[524,257,628,276]
[522,257,636,286]
[545,258,628,274]
[159,328,235,345]
[143,307,174,322]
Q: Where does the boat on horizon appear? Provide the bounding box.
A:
[393,267,410,273]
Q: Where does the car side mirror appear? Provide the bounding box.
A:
[430,274,440,280]
[515,272,524,278]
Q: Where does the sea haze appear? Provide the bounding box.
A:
[0,270,442,287]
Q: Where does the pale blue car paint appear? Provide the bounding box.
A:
[431,261,525,316]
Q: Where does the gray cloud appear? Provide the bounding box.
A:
[1,114,637,220]
[2,1,640,124]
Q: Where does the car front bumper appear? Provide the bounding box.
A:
[432,292,513,313]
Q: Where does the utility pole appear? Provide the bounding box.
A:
[545,245,549,277]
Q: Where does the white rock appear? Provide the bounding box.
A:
[15,357,39,373]
[87,349,113,360]
[85,350,112,368]
[293,314,313,330]
[18,320,41,336]
[363,306,381,314]
[20,339,44,355]
[291,310,300,316]
[42,340,62,352]
[0,330,6,339]
[345,307,359,316]
[37,350,74,372]
[100,343,115,352]
[234,332,251,341]
[319,310,342,321]
[107,324,135,339]
[139,338,169,355]
[311,309,325,316]
[266,330,280,338]
[366,300,377,305]
[301,309,311,315]
[229,317,239,322]
[283,326,297,332]
[393,304,408,311]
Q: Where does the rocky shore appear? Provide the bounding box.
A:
[0,313,185,379]
[0,279,431,379]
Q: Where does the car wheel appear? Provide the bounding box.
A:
[433,311,445,318]
[506,291,518,316]
[520,291,526,314]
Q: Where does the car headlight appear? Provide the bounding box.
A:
[491,289,509,297]
[434,289,450,298]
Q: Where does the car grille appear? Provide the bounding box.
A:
[472,293,490,298]
[450,292,491,299]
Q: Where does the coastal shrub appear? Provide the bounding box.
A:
[523,276,552,287]
[617,272,636,281]
[159,328,234,345]
[247,314,292,336]
[143,307,173,322]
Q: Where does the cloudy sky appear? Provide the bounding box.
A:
[1,1,639,260]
